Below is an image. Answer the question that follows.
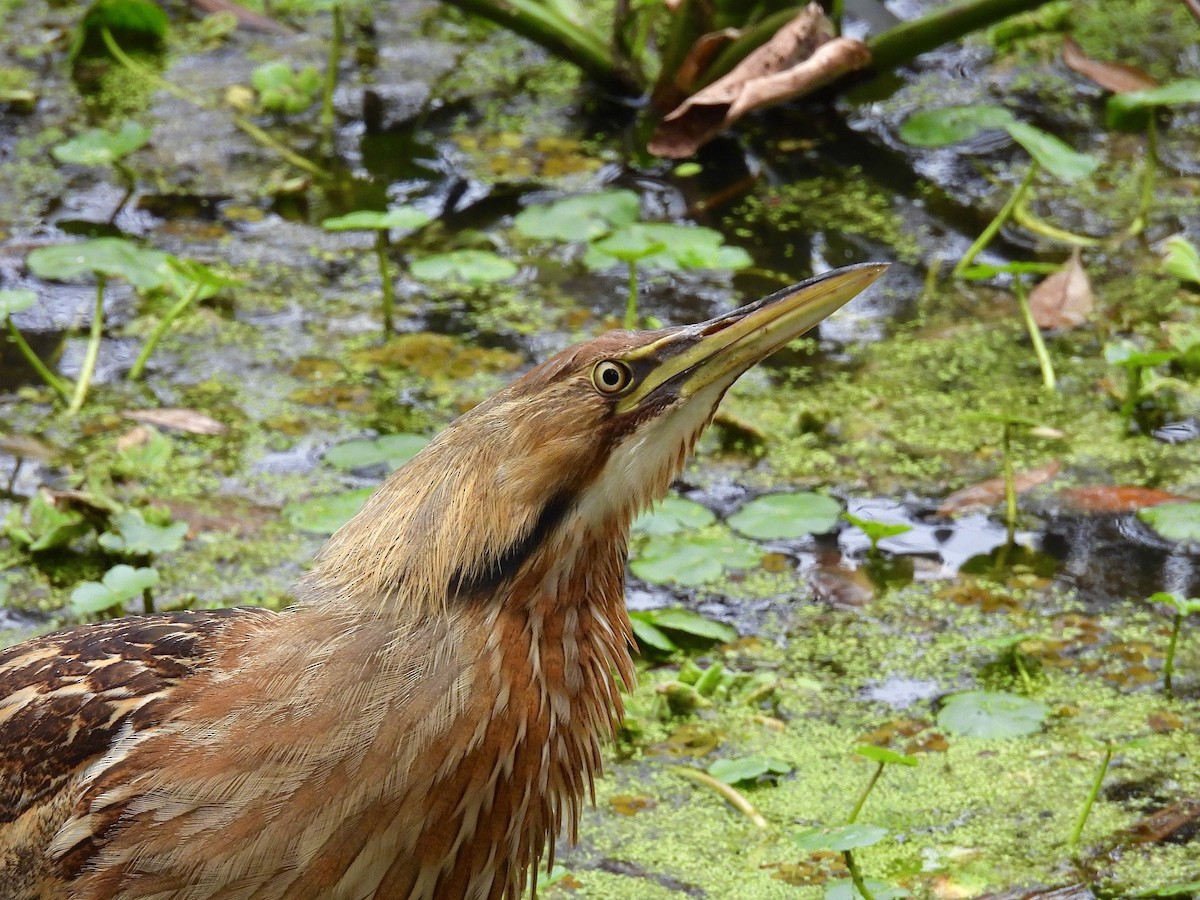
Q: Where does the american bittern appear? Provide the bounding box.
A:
[0,263,885,899]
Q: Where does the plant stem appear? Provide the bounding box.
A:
[847,762,884,824]
[1012,276,1056,390]
[111,159,138,223]
[1002,421,1017,544]
[867,0,1053,71]
[1164,611,1182,698]
[1011,197,1099,247]
[1121,366,1142,434]
[1014,651,1034,694]
[320,3,344,154]
[129,281,203,380]
[623,261,639,330]
[67,276,105,416]
[143,587,155,614]
[4,317,70,398]
[952,163,1037,277]
[1069,745,1113,853]
[843,850,878,900]
[674,767,768,828]
[375,230,395,336]
[1129,115,1158,237]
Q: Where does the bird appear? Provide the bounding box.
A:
[0,262,886,900]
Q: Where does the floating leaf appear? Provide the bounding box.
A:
[842,512,912,548]
[1139,502,1200,544]
[630,617,677,653]
[27,238,171,289]
[898,105,1014,147]
[1164,236,1200,286]
[638,607,737,643]
[513,190,641,242]
[52,122,151,166]
[632,495,716,535]
[70,564,159,616]
[1028,248,1093,330]
[322,207,431,232]
[0,288,36,317]
[791,824,889,852]
[98,508,187,555]
[707,756,791,785]
[728,492,841,540]
[630,529,760,585]
[855,745,919,766]
[410,250,517,284]
[1003,122,1099,182]
[1106,79,1200,130]
[323,433,428,470]
[937,690,1049,738]
[284,488,374,535]
[585,223,751,272]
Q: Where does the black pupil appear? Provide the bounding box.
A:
[603,366,620,386]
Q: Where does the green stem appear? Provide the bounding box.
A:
[1068,745,1113,852]
[953,163,1037,278]
[847,762,884,824]
[1164,611,1181,698]
[142,586,155,614]
[1014,651,1034,694]
[1002,422,1017,544]
[1013,276,1056,390]
[1129,115,1157,237]
[843,850,878,900]
[623,261,639,330]
[129,281,203,380]
[320,3,344,153]
[1121,366,1143,434]
[67,276,105,416]
[375,231,395,336]
[111,159,138,223]
[4,317,70,398]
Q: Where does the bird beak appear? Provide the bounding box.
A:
[617,262,889,413]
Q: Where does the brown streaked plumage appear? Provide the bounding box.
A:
[0,263,886,899]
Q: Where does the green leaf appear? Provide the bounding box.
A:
[513,189,641,242]
[1133,880,1200,898]
[410,250,517,284]
[630,616,677,652]
[791,824,889,852]
[27,238,171,289]
[116,428,173,473]
[70,564,159,616]
[824,878,910,900]
[640,607,738,643]
[0,288,37,317]
[854,745,919,767]
[937,690,1049,738]
[323,433,429,470]
[585,223,751,272]
[1003,122,1099,182]
[52,122,151,166]
[1138,502,1200,544]
[322,207,431,233]
[1107,79,1200,130]
[82,0,168,42]
[707,755,791,785]
[728,492,842,540]
[8,492,90,552]
[98,508,187,555]
[958,261,1062,280]
[251,61,321,115]
[630,529,760,585]
[632,495,716,535]
[843,512,912,546]
[1103,341,1179,370]
[898,105,1014,146]
[1163,236,1200,286]
[1149,592,1200,616]
[284,488,374,535]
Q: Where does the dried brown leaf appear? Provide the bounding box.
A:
[1057,485,1190,513]
[189,0,294,34]
[1061,36,1157,94]
[123,408,228,436]
[937,461,1062,516]
[1029,249,1093,330]
[648,4,871,158]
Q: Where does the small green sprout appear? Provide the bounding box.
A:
[251,61,322,115]
[960,261,1062,390]
[842,511,912,556]
[1103,341,1180,435]
[70,563,160,617]
[1149,592,1200,698]
[0,289,69,398]
[51,121,152,221]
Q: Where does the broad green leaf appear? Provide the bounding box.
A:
[323,433,428,471]
[630,529,760,585]
[1138,502,1200,543]
[52,122,151,166]
[855,745,919,766]
[824,878,910,900]
[791,824,889,852]
[629,616,677,652]
[98,508,187,555]
[1164,236,1200,286]
[1107,79,1200,129]
[728,492,842,540]
[1149,592,1200,616]
[937,690,1049,738]
[7,492,89,552]
[589,228,665,263]
[640,607,737,643]
[322,207,431,232]
[843,512,912,546]
[0,288,36,317]
[898,105,1014,146]
[632,495,716,535]
[27,238,171,289]
[1103,341,1178,370]
[513,190,641,242]
[70,564,159,616]
[116,428,173,472]
[410,250,517,284]
[284,488,374,535]
[82,0,168,41]
[707,755,791,785]
[1003,122,1099,182]
[585,223,751,272]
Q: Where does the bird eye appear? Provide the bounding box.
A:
[591,360,633,394]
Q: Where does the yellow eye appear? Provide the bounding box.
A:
[592,360,633,394]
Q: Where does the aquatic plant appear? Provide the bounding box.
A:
[0,290,69,399]
[70,563,159,617]
[1149,592,1200,698]
[51,121,152,221]
[842,511,912,556]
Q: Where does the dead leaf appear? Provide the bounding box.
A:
[649,4,872,158]
[116,426,152,452]
[0,434,57,461]
[653,28,741,113]
[124,408,228,436]
[189,0,294,34]
[1062,36,1158,94]
[1125,798,1200,845]
[1029,249,1093,330]
[937,461,1062,516]
[1057,485,1191,513]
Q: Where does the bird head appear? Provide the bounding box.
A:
[307,263,887,613]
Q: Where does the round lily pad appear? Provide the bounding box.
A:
[283,488,374,535]
[322,207,431,232]
[728,492,842,540]
[70,564,159,616]
[632,495,716,535]
[898,105,1015,146]
[630,528,760,586]
[1138,502,1200,544]
[410,250,517,284]
[937,690,1049,739]
[323,433,428,471]
[0,289,37,317]
[791,824,889,852]
[52,122,151,166]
